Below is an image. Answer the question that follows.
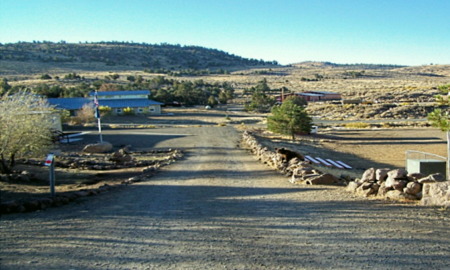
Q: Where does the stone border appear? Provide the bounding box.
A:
[347,167,449,207]
[0,150,183,214]
[241,131,345,185]
[242,130,449,207]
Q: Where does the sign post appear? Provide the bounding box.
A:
[45,154,56,197]
[94,90,103,143]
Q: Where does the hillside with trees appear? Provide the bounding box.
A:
[0,41,279,74]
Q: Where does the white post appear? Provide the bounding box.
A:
[97,117,103,143]
[94,90,103,143]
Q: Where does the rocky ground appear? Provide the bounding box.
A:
[1,108,449,269]
[1,124,449,270]
[0,144,182,213]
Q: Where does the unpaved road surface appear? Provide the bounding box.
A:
[1,126,449,269]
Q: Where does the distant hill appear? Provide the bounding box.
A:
[0,41,279,74]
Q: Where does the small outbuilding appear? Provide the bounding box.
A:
[278,91,342,103]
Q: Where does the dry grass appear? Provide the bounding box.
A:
[251,126,447,177]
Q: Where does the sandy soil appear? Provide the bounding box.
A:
[1,109,449,269]
[253,127,447,177]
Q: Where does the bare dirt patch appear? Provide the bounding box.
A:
[0,142,182,205]
[247,127,447,178]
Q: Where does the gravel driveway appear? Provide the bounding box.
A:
[1,125,449,269]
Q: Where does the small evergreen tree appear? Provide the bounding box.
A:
[427,84,450,178]
[267,97,312,140]
[207,96,218,107]
[245,79,276,112]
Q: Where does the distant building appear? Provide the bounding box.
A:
[305,91,342,101]
[48,90,163,115]
[277,91,342,103]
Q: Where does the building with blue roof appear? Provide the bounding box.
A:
[48,90,163,115]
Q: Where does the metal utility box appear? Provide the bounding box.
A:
[406,159,446,176]
[406,151,447,178]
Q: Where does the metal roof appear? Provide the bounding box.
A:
[47,98,91,110]
[89,90,151,96]
[47,97,162,110]
[99,99,163,108]
[295,93,324,97]
[307,91,340,95]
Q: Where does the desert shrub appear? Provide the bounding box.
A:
[99,105,112,116]
[76,103,95,123]
[68,116,83,125]
[136,125,156,129]
[0,91,54,173]
[59,109,71,123]
[123,107,135,115]
[345,122,370,129]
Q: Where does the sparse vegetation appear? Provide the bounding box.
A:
[244,79,277,112]
[267,96,312,140]
[427,84,450,176]
[0,91,55,173]
[0,41,278,73]
[344,122,370,129]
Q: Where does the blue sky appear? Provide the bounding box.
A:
[1,0,449,66]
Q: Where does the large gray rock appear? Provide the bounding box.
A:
[385,190,417,201]
[403,182,422,195]
[356,182,380,197]
[376,168,391,182]
[421,181,450,207]
[306,173,339,185]
[346,181,360,192]
[377,181,392,197]
[83,142,113,153]
[407,172,426,181]
[418,173,446,184]
[360,168,376,183]
[385,169,408,188]
[110,148,134,164]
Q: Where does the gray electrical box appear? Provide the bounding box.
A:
[406,159,446,177]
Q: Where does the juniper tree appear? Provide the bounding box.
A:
[0,91,55,173]
[267,96,312,140]
[427,84,450,178]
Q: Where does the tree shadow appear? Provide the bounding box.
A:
[2,183,449,269]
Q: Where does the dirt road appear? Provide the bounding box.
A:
[1,125,449,269]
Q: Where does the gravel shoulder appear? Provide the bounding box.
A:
[1,124,449,269]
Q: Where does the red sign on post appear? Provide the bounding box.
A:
[44,154,54,166]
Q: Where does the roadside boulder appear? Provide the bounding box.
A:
[385,190,417,201]
[417,173,445,184]
[83,142,113,153]
[421,181,450,207]
[403,182,422,196]
[360,168,376,183]
[377,181,392,197]
[346,181,360,192]
[407,172,426,181]
[385,169,408,188]
[305,173,339,185]
[356,182,380,197]
[376,168,391,182]
[110,148,134,165]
